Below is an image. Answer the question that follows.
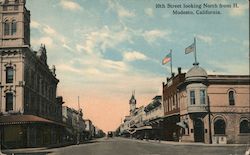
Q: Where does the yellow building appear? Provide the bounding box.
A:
[178,64,250,144]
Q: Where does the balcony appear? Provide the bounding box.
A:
[187,105,207,113]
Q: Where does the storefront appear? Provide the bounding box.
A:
[0,115,64,149]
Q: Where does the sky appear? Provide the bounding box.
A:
[26,0,249,132]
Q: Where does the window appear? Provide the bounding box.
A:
[200,90,206,104]
[4,22,10,35]
[6,93,13,111]
[214,119,226,135]
[190,90,195,105]
[11,21,17,35]
[240,120,250,133]
[229,91,235,105]
[6,67,14,83]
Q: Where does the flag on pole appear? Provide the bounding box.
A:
[185,42,195,54]
[162,52,171,65]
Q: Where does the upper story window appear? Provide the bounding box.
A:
[240,120,250,133]
[3,20,17,36]
[228,90,235,105]
[6,92,13,111]
[4,21,10,35]
[6,67,14,83]
[11,21,17,35]
[200,90,206,104]
[190,90,195,105]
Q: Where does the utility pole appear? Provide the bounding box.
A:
[77,96,80,145]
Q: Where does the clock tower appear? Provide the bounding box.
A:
[129,91,136,115]
[0,0,30,47]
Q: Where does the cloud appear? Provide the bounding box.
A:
[60,0,82,11]
[196,34,213,44]
[79,25,132,54]
[144,8,154,17]
[32,37,53,47]
[143,29,170,43]
[123,51,148,61]
[229,3,248,17]
[30,20,41,29]
[207,60,248,75]
[31,21,74,52]
[76,44,84,53]
[107,0,135,18]
[43,25,57,35]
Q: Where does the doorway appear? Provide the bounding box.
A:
[194,119,204,142]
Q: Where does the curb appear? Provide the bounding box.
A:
[117,137,248,147]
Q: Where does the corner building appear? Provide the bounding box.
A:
[177,63,250,144]
[0,0,64,148]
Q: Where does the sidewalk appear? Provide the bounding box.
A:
[117,137,249,147]
[1,139,98,154]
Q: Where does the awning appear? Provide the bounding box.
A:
[135,126,152,131]
[176,121,187,129]
[0,115,65,126]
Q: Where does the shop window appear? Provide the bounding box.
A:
[200,90,206,104]
[240,120,250,133]
[6,67,14,83]
[6,92,13,111]
[214,119,226,135]
[228,91,235,105]
[190,90,195,105]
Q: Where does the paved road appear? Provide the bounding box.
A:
[47,137,247,155]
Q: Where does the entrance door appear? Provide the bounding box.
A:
[194,119,204,142]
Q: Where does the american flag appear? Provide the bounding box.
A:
[162,52,171,65]
[185,42,195,54]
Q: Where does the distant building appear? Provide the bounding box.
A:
[0,0,64,148]
[62,106,85,143]
[177,64,250,144]
[84,119,95,140]
[144,96,164,140]
[120,93,165,140]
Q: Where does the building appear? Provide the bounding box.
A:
[144,96,164,140]
[120,93,165,140]
[177,63,250,144]
[84,119,95,140]
[120,92,145,138]
[0,0,64,148]
[162,67,185,141]
[62,106,86,144]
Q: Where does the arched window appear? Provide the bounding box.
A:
[228,90,235,105]
[240,120,250,133]
[6,92,13,111]
[6,67,14,83]
[214,119,226,135]
[11,21,17,35]
[4,21,10,35]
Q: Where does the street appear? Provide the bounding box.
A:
[44,137,247,155]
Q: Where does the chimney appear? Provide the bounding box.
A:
[172,73,175,77]
[178,67,181,74]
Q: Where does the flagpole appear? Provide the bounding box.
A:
[194,37,198,65]
[170,49,172,75]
